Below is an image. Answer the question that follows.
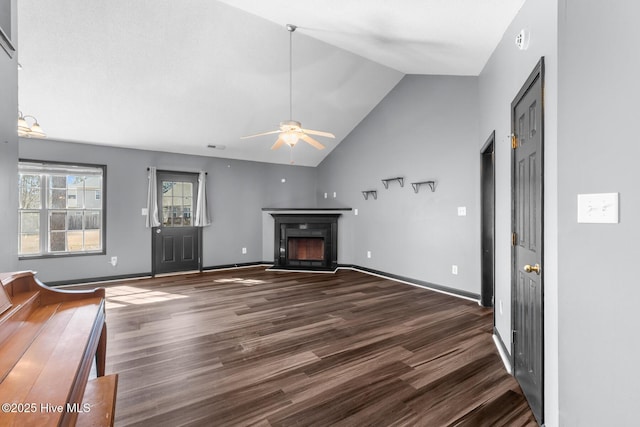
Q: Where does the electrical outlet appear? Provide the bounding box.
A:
[457,207,467,216]
[110,256,118,267]
[499,300,503,315]
[333,192,337,198]
[242,247,247,254]
[324,192,327,199]
[367,251,371,259]
[452,265,458,275]
[354,208,358,216]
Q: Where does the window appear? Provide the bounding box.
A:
[18,160,106,258]
[0,0,15,57]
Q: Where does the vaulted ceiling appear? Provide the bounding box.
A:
[17,0,525,166]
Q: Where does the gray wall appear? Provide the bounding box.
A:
[558,1,640,425]
[478,0,558,424]
[0,0,18,274]
[316,75,481,296]
[18,138,317,282]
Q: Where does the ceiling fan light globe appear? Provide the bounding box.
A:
[281,131,299,147]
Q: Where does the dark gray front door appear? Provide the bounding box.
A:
[511,58,544,425]
[152,171,201,275]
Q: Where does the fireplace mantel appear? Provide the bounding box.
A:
[262,207,352,212]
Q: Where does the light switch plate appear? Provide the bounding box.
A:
[577,193,619,223]
[457,206,466,216]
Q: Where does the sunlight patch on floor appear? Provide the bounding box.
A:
[105,285,188,307]
[214,277,266,285]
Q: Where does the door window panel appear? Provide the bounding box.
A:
[161,181,193,227]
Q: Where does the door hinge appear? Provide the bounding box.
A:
[512,330,517,343]
[512,232,517,246]
[511,134,518,149]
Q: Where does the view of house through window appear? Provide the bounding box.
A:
[18,161,106,257]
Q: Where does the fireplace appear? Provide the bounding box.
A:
[271,214,340,271]
[288,237,325,261]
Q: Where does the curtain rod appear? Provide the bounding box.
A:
[147,167,207,175]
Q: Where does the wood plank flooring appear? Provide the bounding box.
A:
[76,267,537,426]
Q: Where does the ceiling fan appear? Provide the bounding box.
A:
[241,24,335,152]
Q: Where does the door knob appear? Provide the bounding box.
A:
[156,229,161,234]
[524,263,541,274]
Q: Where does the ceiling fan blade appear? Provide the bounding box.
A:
[240,129,281,139]
[300,134,325,150]
[271,137,285,150]
[302,128,335,139]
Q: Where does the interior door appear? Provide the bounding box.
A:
[152,171,201,275]
[511,58,544,425]
[481,132,495,308]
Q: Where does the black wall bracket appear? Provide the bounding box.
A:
[411,181,437,193]
[361,190,378,200]
[381,177,404,189]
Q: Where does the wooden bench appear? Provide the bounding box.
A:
[0,271,117,426]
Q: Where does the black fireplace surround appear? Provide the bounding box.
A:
[271,214,340,271]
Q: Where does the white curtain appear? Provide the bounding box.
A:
[145,167,161,227]
[195,171,211,227]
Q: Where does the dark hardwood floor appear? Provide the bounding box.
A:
[77,267,537,426]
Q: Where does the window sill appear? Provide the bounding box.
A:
[19,250,106,261]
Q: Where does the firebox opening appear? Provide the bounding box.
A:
[288,237,325,261]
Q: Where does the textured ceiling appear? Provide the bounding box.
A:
[17,0,524,166]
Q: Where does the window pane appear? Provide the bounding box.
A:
[162,181,176,197]
[50,212,66,230]
[49,189,67,208]
[67,175,83,187]
[85,176,101,187]
[19,174,41,209]
[50,231,66,252]
[174,182,184,198]
[67,190,78,208]
[67,231,84,251]
[162,195,173,210]
[20,212,40,233]
[183,183,192,204]
[84,230,101,250]
[183,209,191,226]
[85,184,102,209]
[162,206,172,226]
[50,175,66,188]
[68,212,83,230]
[85,211,101,230]
[19,234,40,254]
[49,175,67,208]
